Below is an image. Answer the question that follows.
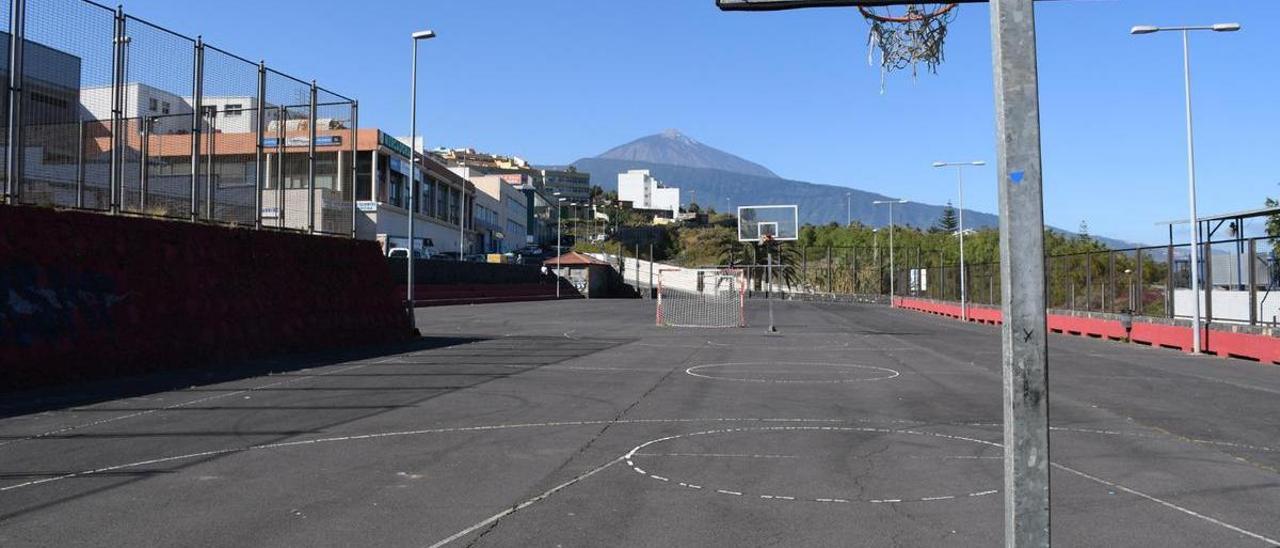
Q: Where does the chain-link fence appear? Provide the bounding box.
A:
[1,0,357,237]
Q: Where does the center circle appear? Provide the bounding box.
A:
[625,427,1001,504]
[685,362,900,383]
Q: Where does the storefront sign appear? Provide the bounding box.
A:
[262,135,342,148]
[379,131,413,159]
[356,201,378,212]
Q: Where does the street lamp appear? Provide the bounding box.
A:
[873,199,909,306]
[933,160,986,321]
[405,28,436,328]
[1131,22,1239,354]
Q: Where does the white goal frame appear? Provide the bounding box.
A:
[655,268,746,328]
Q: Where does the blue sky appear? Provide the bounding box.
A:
[120,0,1278,244]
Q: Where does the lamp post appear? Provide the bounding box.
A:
[873,199,909,305]
[406,29,436,327]
[933,161,986,321]
[1131,22,1240,354]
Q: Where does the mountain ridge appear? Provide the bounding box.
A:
[596,129,780,179]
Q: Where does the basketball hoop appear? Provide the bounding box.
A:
[858,3,959,91]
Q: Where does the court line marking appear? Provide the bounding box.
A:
[685,362,900,384]
[1053,463,1280,546]
[623,426,1002,505]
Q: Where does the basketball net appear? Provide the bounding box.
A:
[859,3,958,92]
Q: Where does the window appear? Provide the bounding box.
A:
[161,101,171,115]
[202,105,217,118]
[224,104,243,116]
[148,97,158,111]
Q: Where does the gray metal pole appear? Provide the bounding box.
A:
[205,111,215,219]
[190,36,203,221]
[888,204,896,303]
[1248,238,1257,325]
[556,203,561,299]
[254,61,265,229]
[649,242,654,298]
[111,9,126,213]
[307,80,317,234]
[767,250,776,333]
[4,0,25,205]
[406,40,419,324]
[991,0,1050,544]
[958,166,968,320]
[275,105,285,228]
[139,117,148,211]
[350,101,358,239]
[1182,29,1203,354]
[75,120,85,208]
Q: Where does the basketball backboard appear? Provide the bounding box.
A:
[717,0,986,10]
[738,205,798,242]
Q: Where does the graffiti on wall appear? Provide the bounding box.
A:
[1,264,125,348]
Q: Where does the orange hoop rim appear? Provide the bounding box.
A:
[858,3,958,23]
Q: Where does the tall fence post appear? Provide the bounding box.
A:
[4,0,26,205]
[275,104,285,228]
[254,61,266,229]
[139,117,149,210]
[649,242,654,299]
[110,7,126,214]
[826,246,833,293]
[801,246,808,291]
[307,80,317,234]
[205,106,215,219]
[1085,252,1092,311]
[189,36,203,221]
[1166,242,1175,319]
[1135,248,1144,314]
[1107,251,1116,313]
[1203,241,1213,325]
[76,120,85,208]
[851,247,859,295]
[350,100,359,238]
[1248,238,1257,325]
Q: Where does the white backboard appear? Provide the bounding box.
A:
[738,205,799,242]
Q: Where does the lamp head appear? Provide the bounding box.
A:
[412,30,437,40]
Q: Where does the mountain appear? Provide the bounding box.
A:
[562,131,1138,249]
[596,129,780,179]
[571,156,996,231]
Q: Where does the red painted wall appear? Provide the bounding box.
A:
[0,205,413,390]
[893,297,1280,365]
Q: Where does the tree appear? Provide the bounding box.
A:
[1078,220,1092,242]
[933,201,959,234]
[687,202,701,213]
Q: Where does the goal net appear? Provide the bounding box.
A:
[656,268,746,328]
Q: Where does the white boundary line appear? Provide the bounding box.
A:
[685,362,900,384]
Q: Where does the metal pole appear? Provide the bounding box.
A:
[254,61,265,229]
[1248,238,1257,325]
[190,36,203,221]
[556,204,561,299]
[991,0,1050,544]
[649,242,654,298]
[206,110,215,219]
[275,105,285,228]
[767,250,776,333]
[1085,251,1092,311]
[1136,248,1144,315]
[406,39,419,324]
[958,166,968,320]
[1203,240,1213,327]
[4,0,26,205]
[139,117,148,211]
[1108,252,1116,313]
[459,185,465,257]
[888,204,896,303]
[307,80,317,234]
[75,120,85,208]
[350,101,358,238]
[110,9,126,213]
[826,246,833,293]
[1167,241,1175,319]
[1181,29,1203,354]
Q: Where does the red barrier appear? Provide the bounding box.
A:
[0,205,413,390]
[893,297,1280,365]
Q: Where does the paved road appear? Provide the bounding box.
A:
[1,299,1277,546]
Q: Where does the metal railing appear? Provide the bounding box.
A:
[1,0,358,237]
[714,236,1279,327]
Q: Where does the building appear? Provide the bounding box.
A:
[618,169,679,218]
[362,132,475,256]
[457,171,530,253]
[539,167,590,207]
[81,83,193,135]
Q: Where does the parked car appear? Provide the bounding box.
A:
[434,252,462,261]
[387,248,430,259]
[463,254,488,263]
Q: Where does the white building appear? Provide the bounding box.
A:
[453,168,530,253]
[80,83,193,135]
[617,169,679,217]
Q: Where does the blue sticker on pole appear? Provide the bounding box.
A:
[1009,170,1025,185]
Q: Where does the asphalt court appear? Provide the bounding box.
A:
[1,299,1278,547]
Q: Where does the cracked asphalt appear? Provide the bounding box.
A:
[1,299,1278,546]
